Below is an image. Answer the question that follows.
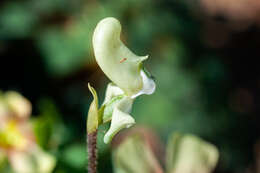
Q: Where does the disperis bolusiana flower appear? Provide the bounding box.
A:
[89,17,156,143]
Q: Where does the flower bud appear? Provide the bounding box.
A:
[87,84,99,134]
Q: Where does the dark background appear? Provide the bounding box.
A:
[1,0,260,172]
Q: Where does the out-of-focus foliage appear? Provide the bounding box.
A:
[113,135,163,173]
[1,0,259,172]
[166,133,219,173]
[112,128,218,173]
[61,143,86,170]
[32,99,69,149]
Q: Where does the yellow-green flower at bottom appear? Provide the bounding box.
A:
[0,120,28,150]
[0,91,56,173]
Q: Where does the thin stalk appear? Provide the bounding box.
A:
[87,130,98,173]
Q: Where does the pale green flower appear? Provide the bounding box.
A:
[91,17,156,143]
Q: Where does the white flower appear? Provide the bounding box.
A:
[91,17,156,143]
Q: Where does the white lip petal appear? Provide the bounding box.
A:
[104,96,135,144]
[131,70,156,99]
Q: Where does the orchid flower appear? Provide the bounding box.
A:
[92,17,156,97]
[87,17,156,144]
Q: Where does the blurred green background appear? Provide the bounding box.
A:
[1,0,260,172]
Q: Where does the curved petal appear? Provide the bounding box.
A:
[104,96,135,144]
[93,17,149,96]
[131,70,156,99]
